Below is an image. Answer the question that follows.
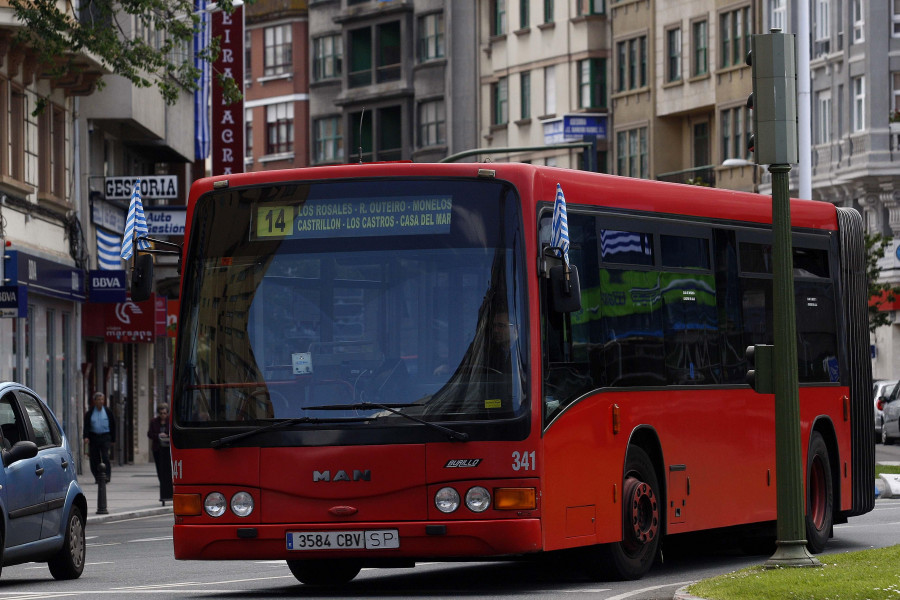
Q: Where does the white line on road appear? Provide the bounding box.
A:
[601,580,695,600]
[127,537,173,543]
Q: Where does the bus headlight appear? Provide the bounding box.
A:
[231,491,254,517]
[465,486,491,512]
[435,487,460,513]
[204,492,227,517]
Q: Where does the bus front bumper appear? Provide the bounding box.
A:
[173,519,542,561]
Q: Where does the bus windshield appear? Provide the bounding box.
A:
[173,178,529,437]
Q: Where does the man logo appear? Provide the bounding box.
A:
[313,470,372,482]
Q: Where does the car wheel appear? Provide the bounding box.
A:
[48,506,86,580]
[286,559,361,585]
[805,432,833,554]
[583,446,661,581]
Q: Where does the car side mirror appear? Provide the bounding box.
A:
[2,440,39,467]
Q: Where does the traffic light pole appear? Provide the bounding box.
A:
[765,163,821,568]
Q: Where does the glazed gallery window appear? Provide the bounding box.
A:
[418,12,444,61]
[313,34,342,81]
[721,106,751,161]
[616,36,647,91]
[264,24,292,76]
[720,6,750,68]
[616,127,648,179]
[266,102,294,155]
[852,76,865,132]
[313,116,343,164]
[578,58,606,109]
[417,99,446,147]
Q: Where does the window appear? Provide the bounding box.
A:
[10,84,25,181]
[313,34,342,81]
[493,77,509,125]
[616,127,648,178]
[378,106,402,161]
[520,0,529,28]
[893,73,900,114]
[350,105,403,162]
[666,27,682,83]
[693,122,710,167]
[493,0,507,35]
[721,6,750,68]
[577,0,604,15]
[245,30,251,85]
[263,24,292,76]
[852,76,865,132]
[721,106,750,161]
[520,71,531,119]
[348,21,401,87]
[20,392,56,448]
[852,0,864,42]
[544,65,556,115]
[893,0,900,37]
[265,102,294,155]
[814,0,830,56]
[616,35,648,91]
[313,116,343,163]
[418,13,444,61]
[544,0,554,23]
[816,90,832,144]
[39,103,66,199]
[578,58,606,109]
[692,20,708,76]
[417,99,446,147]
[245,108,253,157]
[769,0,785,30]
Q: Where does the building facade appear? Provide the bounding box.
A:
[307,0,478,166]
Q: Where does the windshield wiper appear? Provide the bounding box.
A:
[211,416,372,449]
[305,402,469,442]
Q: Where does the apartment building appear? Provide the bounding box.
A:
[245,0,311,171]
[307,0,478,165]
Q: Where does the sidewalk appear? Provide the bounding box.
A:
[81,460,173,524]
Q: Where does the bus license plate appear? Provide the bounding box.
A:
[286,530,400,551]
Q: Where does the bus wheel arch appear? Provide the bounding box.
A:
[806,424,836,554]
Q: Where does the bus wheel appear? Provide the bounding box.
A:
[589,446,661,581]
[805,431,833,554]
[286,559,362,585]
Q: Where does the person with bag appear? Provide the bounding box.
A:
[147,403,173,505]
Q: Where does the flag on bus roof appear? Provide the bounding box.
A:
[120,180,151,260]
[551,183,570,266]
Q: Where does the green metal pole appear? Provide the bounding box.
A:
[764,164,821,568]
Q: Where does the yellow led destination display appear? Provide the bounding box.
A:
[252,196,453,240]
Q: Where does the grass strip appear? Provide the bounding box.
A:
[686,544,900,600]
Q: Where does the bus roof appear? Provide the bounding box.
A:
[190,162,838,232]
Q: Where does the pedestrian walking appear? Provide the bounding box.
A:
[148,403,173,504]
[83,391,116,483]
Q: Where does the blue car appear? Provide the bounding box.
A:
[0,382,87,580]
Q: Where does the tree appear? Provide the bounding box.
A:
[866,232,900,333]
[10,0,242,107]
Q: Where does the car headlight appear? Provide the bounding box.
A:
[231,491,254,517]
[435,487,460,513]
[465,486,491,512]
[204,492,227,517]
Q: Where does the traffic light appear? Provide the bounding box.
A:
[745,344,775,394]
[746,29,798,165]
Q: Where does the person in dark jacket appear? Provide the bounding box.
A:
[147,403,173,504]
[83,391,115,483]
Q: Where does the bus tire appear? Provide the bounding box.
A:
[588,446,661,580]
[805,431,833,554]
[286,559,362,585]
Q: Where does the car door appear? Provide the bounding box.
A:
[16,390,69,539]
[0,391,44,548]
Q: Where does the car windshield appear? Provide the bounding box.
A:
[173,178,529,432]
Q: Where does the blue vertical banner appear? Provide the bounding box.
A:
[194,0,211,160]
[551,183,570,266]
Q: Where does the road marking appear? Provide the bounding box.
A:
[128,536,173,543]
[87,542,121,547]
[602,580,695,600]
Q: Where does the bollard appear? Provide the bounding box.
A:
[96,462,109,514]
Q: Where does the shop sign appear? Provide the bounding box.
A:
[4,250,86,302]
[0,285,27,318]
[145,206,187,236]
[104,297,157,343]
[104,176,178,200]
[89,270,127,303]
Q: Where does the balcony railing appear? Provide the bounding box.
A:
[656,165,716,187]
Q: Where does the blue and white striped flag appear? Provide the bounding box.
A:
[551,183,570,266]
[120,181,151,260]
[96,229,123,270]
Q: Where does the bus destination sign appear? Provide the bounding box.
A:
[252,196,452,240]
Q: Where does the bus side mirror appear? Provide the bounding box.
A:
[549,264,581,313]
[130,253,154,303]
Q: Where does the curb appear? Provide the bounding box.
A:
[87,506,173,524]
[674,584,704,600]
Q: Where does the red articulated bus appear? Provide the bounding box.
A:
[150,162,873,585]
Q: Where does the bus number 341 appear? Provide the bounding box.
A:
[512,451,536,471]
